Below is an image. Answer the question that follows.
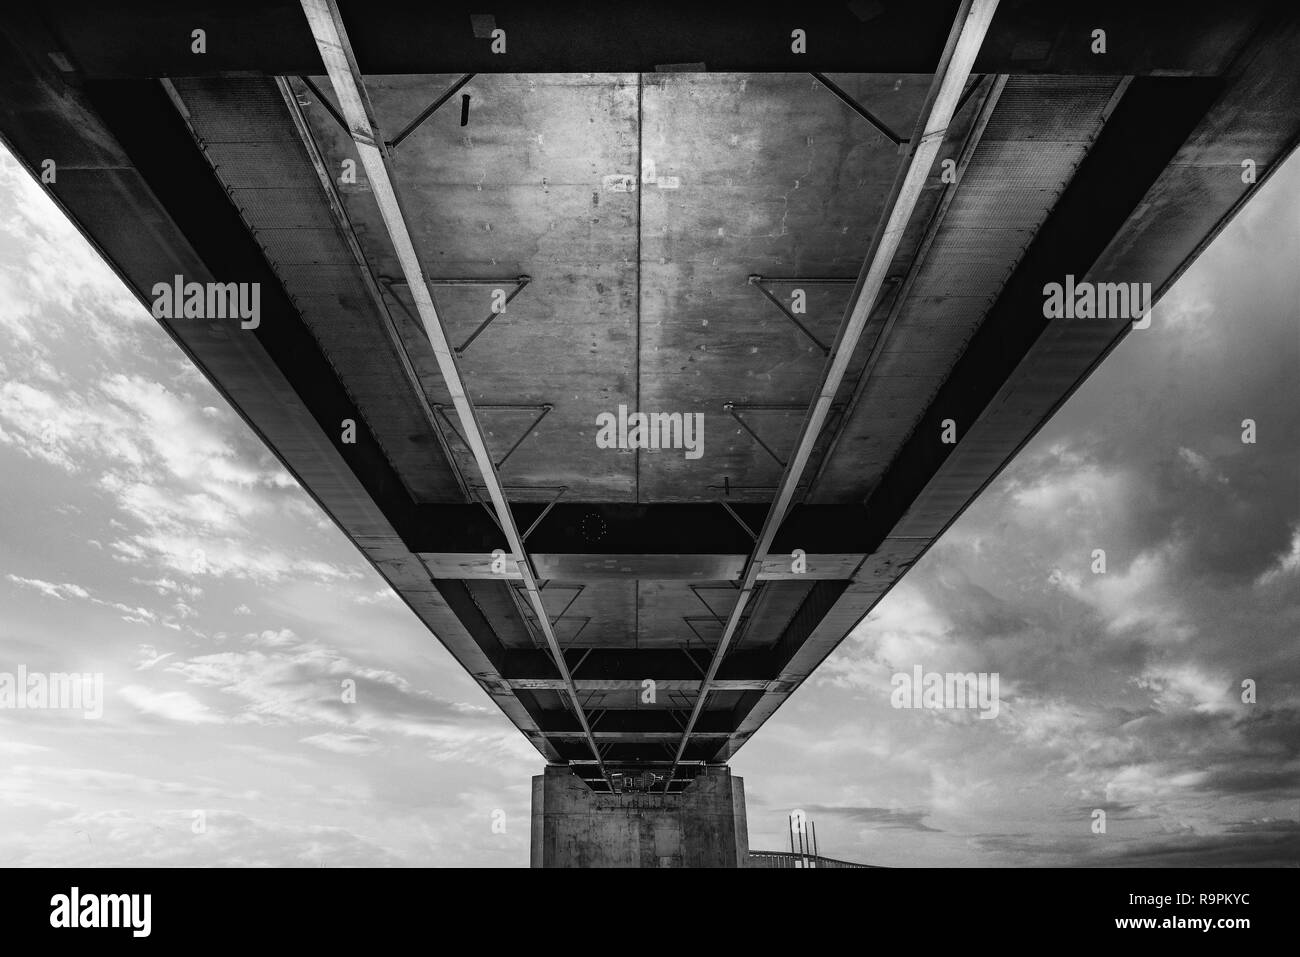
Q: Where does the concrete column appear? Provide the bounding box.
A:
[530,765,748,868]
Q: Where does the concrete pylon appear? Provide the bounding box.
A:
[530,765,748,867]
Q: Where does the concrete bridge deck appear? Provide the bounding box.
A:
[1,1,1297,862]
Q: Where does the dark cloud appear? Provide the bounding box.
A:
[759,156,1300,868]
[1120,456,1298,587]
[1195,767,1300,799]
[804,805,942,833]
[1105,826,1300,868]
[971,834,1092,859]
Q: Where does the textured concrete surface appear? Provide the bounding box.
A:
[531,765,747,867]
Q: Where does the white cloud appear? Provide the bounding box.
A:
[118,685,223,724]
[301,732,381,755]
[111,530,359,584]
[150,629,535,765]
[1136,663,1236,715]
[0,741,50,755]
[132,578,200,599]
[134,645,176,671]
[1256,524,1300,586]
[5,574,89,601]
[1177,446,1228,485]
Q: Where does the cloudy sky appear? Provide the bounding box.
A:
[0,140,1296,868]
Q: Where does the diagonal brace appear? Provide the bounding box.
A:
[435,403,553,471]
[381,275,532,354]
[452,275,531,354]
[723,402,788,468]
[389,74,476,148]
[747,274,832,355]
[810,72,908,147]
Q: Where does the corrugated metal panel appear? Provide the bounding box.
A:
[914,257,1012,298]
[942,187,1058,226]
[275,262,365,288]
[174,77,298,143]
[924,226,1034,264]
[236,188,337,229]
[207,142,307,187]
[980,76,1121,141]
[960,141,1086,188]
[255,226,353,265]
[900,295,997,326]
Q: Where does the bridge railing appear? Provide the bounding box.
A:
[747,850,876,869]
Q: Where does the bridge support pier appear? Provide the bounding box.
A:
[530,765,748,868]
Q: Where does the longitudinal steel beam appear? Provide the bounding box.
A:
[298,0,608,786]
[664,0,1002,790]
[804,73,1010,498]
[271,76,472,501]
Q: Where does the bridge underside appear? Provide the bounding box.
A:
[1,1,1297,800]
